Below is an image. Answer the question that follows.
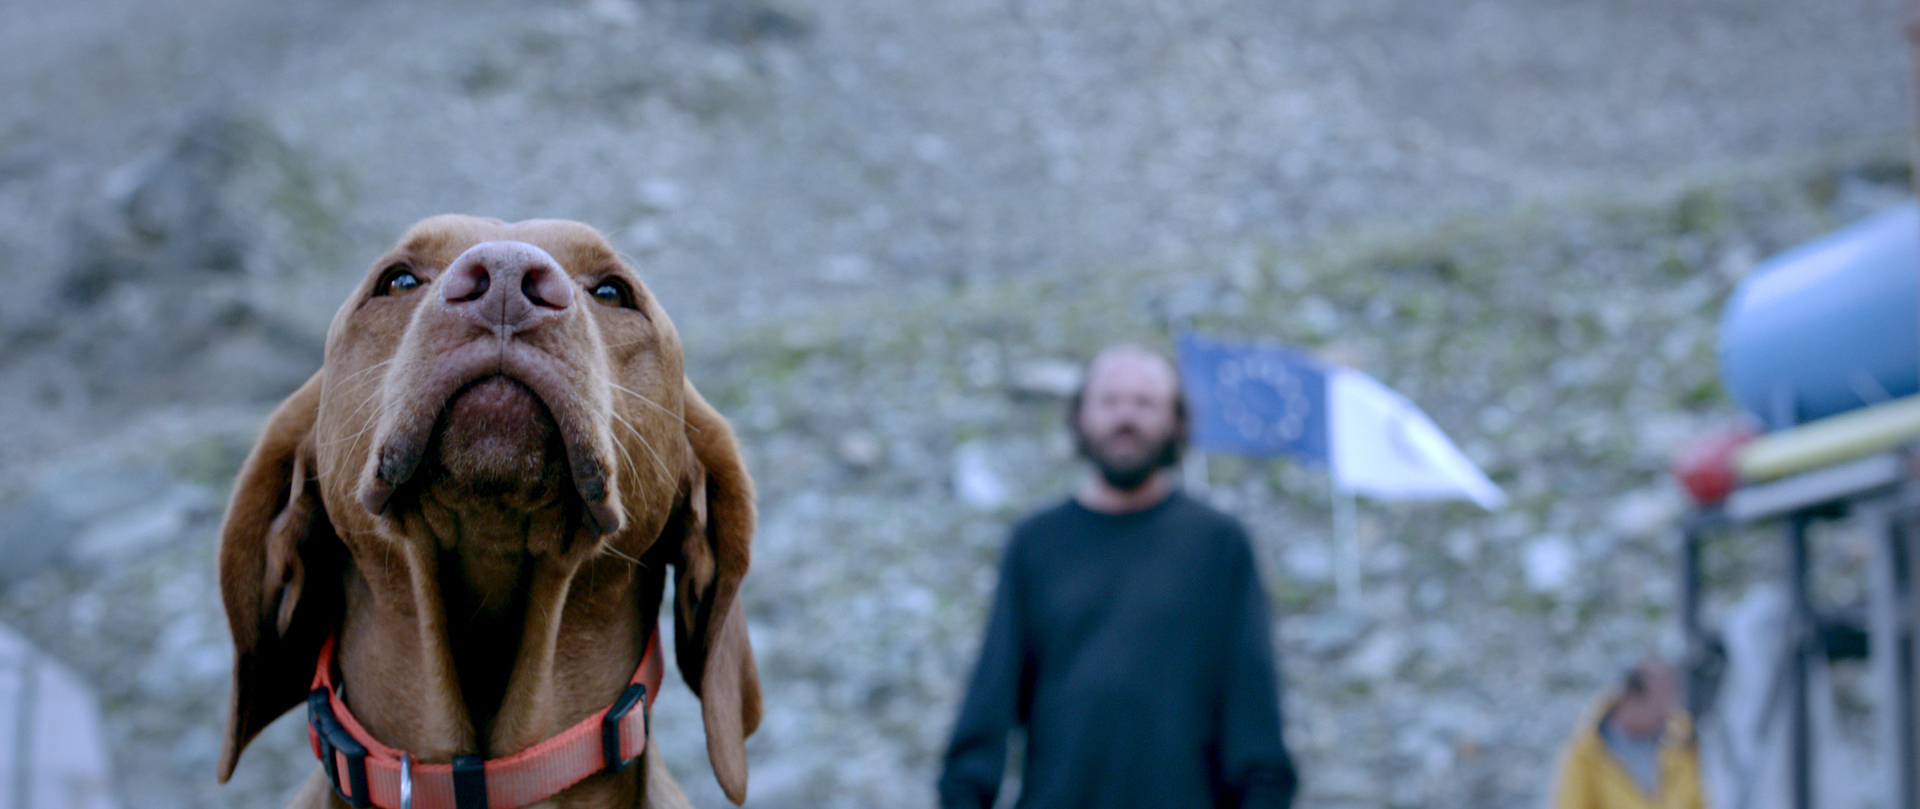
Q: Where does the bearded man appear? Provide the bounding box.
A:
[938,343,1299,809]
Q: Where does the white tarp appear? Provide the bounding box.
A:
[0,622,118,809]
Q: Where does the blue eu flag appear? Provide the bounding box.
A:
[1175,333,1330,464]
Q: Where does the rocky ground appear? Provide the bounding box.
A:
[0,0,1914,807]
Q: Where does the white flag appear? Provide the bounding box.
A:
[1327,369,1506,510]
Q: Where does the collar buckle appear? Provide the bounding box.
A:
[308,687,372,808]
[601,682,650,772]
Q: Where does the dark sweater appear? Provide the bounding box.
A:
[939,492,1298,809]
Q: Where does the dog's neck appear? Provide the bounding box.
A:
[335,503,661,778]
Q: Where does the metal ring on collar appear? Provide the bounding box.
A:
[400,753,413,809]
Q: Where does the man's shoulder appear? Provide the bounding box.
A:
[1012,491,1247,528]
[1010,497,1084,538]
[1164,490,1252,534]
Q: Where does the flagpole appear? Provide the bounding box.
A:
[1332,482,1360,608]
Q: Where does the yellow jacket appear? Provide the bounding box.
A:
[1551,695,1706,809]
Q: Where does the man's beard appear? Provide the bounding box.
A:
[1076,427,1181,492]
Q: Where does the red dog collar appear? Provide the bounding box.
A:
[307,628,664,809]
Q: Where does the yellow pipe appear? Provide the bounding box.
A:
[1735,395,1920,482]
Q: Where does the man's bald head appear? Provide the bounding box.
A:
[1069,344,1188,491]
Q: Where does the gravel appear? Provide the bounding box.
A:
[0,0,1913,806]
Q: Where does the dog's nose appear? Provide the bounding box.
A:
[441,240,575,332]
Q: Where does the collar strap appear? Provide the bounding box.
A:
[306,628,664,809]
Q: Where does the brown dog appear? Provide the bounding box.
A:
[215,215,759,808]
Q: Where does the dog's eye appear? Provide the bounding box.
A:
[589,279,634,309]
[377,265,424,297]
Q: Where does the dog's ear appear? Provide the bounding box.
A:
[216,372,342,783]
[671,379,761,805]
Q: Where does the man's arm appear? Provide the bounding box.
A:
[939,542,1031,809]
[1217,527,1298,809]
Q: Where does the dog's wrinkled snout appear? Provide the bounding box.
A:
[441,240,575,332]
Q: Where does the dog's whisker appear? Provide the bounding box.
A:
[608,428,641,493]
[608,248,659,280]
[308,359,413,448]
[607,382,694,431]
[320,395,400,448]
[330,380,400,430]
[609,409,674,486]
[601,543,642,566]
[609,411,676,488]
[607,382,678,416]
[599,336,658,351]
[319,414,380,448]
[599,410,649,500]
[330,398,389,442]
[337,356,402,388]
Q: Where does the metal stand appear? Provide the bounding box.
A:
[1873,507,1918,809]
[1686,448,1920,809]
[1785,513,1811,809]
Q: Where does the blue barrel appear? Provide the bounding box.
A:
[1719,201,1920,431]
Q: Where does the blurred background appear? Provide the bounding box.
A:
[0,0,1913,807]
